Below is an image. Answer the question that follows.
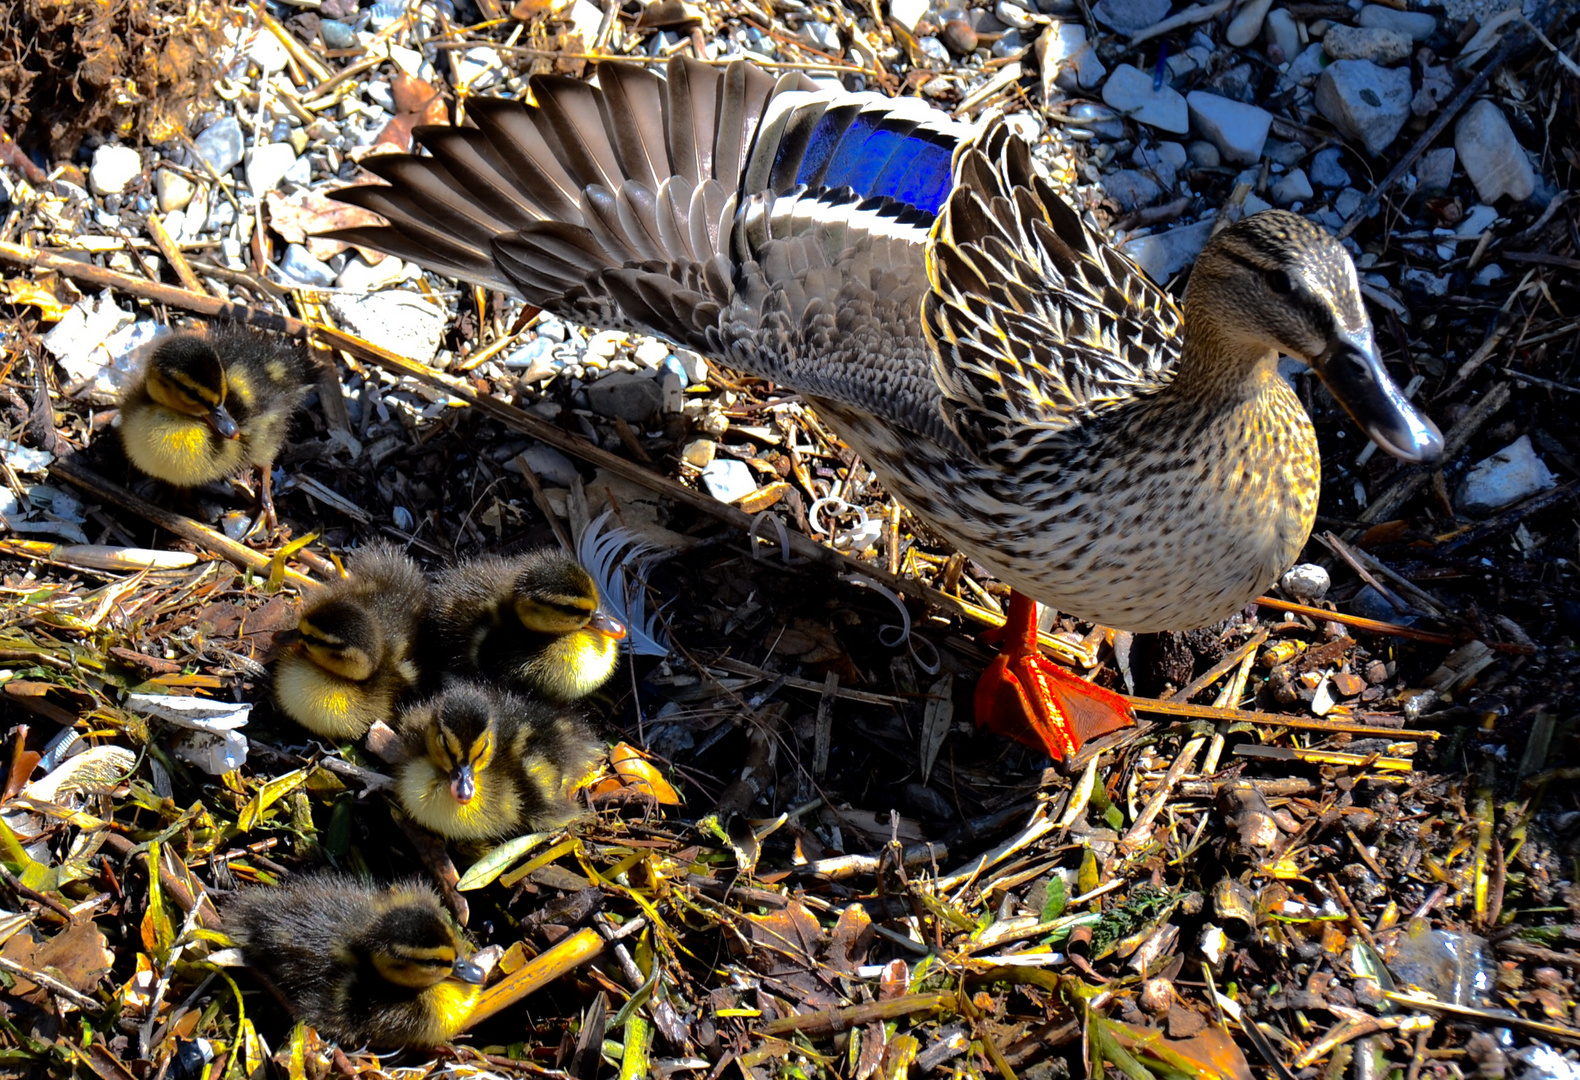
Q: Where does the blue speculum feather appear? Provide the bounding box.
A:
[820,113,888,190]
[795,110,852,188]
[781,107,954,217]
[892,140,953,215]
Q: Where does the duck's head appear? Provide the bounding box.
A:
[144,334,241,440]
[293,598,383,682]
[421,685,500,806]
[1188,210,1443,465]
[512,555,627,649]
[355,893,484,991]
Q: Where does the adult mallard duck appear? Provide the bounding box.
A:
[327,58,1443,761]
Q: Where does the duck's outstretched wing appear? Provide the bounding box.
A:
[924,122,1183,460]
[324,58,972,447]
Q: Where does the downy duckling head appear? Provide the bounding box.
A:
[144,333,242,440]
[510,554,626,699]
[294,598,384,682]
[421,685,498,806]
[355,898,485,991]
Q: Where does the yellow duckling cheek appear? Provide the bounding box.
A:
[273,657,376,739]
[418,980,483,1043]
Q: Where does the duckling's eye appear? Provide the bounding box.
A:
[1265,269,1293,295]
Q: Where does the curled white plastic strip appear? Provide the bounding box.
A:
[841,574,941,674]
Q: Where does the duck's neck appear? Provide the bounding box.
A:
[1169,314,1281,406]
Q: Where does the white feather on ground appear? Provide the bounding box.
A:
[577,510,673,657]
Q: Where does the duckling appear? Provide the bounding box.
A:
[394,681,603,842]
[224,872,484,1048]
[422,550,626,701]
[273,543,428,740]
[118,323,312,527]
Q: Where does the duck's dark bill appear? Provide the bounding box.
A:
[451,959,486,985]
[1311,331,1444,464]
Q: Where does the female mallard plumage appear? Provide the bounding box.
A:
[328,58,1441,759]
[272,542,427,740]
[393,680,603,842]
[420,551,626,702]
[224,872,484,1048]
[119,323,312,526]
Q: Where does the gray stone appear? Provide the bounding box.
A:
[320,19,357,49]
[1042,21,1106,90]
[90,145,141,195]
[155,169,196,212]
[1067,101,1126,139]
[1456,203,1498,237]
[1103,64,1189,133]
[1091,0,1169,33]
[1314,60,1412,155]
[1454,100,1536,202]
[701,457,757,504]
[1415,146,1456,192]
[336,253,409,292]
[1102,169,1165,210]
[1226,0,1274,46]
[248,27,290,75]
[890,0,929,31]
[1401,268,1449,296]
[1262,138,1306,166]
[1280,563,1331,602]
[327,291,447,364]
[1333,187,1366,218]
[1186,91,1271,164]
[1264,8,1301,63]
[514,444,580,487]
[682,439,716,468]
[279,244,336,287]
[1206,62,1257,103]
[1271,167,1314,205]
[1131,140,1188,187]
[1323,24,1412,64]
[1185,139,1220,168]
[1280,43,1327,91]
[1309,147,1351,187]
[193,116,245,176]
[1122,218,1215,281]
[586,371,663,424]
[1357,4,1436,39]
[1457,435,1556,516]
[245,143,296,196]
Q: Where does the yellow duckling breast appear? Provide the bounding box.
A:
[120,402,243,487]
[529,630,620,701]
[273,653,385,739]
[414,979,483,1044]
[395,756,522,841]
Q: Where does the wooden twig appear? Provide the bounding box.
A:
[1123,697,1438,740]
[48,458,316,589]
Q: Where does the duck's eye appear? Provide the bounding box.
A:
[1265,269,1293,295]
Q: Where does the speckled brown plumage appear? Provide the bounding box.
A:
[328,57,1439,634]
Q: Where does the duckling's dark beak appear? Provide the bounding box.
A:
[451,958,486,985]
[589,610,627,641]
[1310,328,1444,465]
[450,764,476,804]
[208,403,241,440]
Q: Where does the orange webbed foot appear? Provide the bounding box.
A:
[974,592,1135,761]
